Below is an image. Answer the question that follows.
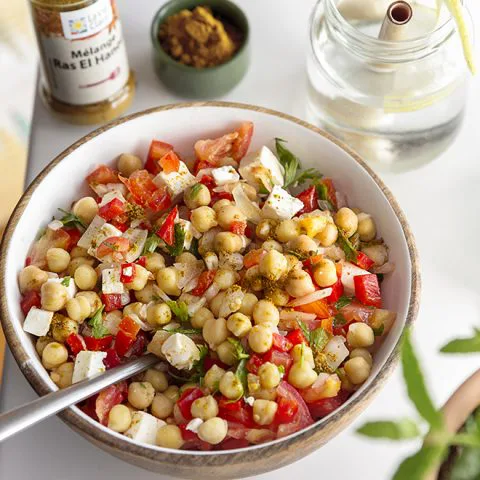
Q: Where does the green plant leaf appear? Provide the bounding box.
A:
[235,358,248,396]
[58,208,87,230]
[142,232,161,255]
[227,337,250,361]
[393,445,446,480]
[165,327,202,335]
[165,224,186,257]
[189,237,200,259]
[296,319,311,343]
[61,276,71,287]
[451,433,480,448]
[357,419,421,440]
[166,300,189,323]
[310,327,329,352]
[450,410,480,480]
[402,329,444,430]
[335,296,352,310]
[441,329,480,353]
[88,305,109,338]
[275,138,301,188]
[292,168,323,187]
[337,229,358,263]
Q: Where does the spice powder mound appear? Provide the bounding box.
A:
[159,6,242,68]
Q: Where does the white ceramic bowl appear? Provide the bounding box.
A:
[0,102,419,479]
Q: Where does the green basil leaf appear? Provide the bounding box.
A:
[393,445,446,480]
[402,329,444,430]
[61,276,71,287]
[357,419,421,440]
[337,229,358,263]
[58,208,87,230]
[275,138,301,188]
[227,337,250,361]
[292,168,323,187]
[166,300,190,323]
[166,224,186,257]
[335,296,352,310]
[88,305,109,338]
[441,329,480,353]
[142,233,161,255]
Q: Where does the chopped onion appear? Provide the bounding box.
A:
[279,310,317,322]
[335,191,348,209]
[179,293,206,315]
[287,288,332,307]
[174,260,204,289]
[183,275,200,293]
[232,184,262,224]
[324,245,345,261]
[219,252,244,271]
[152,285,171,303]
[371,262,395,274]
[204,283,220,302]
[323,336,349,371]
[219,288,244,318]
[311,372,330,390]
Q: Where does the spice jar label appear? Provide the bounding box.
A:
[34,0,130,106]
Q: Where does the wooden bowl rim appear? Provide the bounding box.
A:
[0,101,420,461]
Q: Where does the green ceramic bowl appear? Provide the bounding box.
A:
[151,0,250,98]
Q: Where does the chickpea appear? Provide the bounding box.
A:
[344,357,371,385]
[50,361,74,389]
[335,207,358,238]
[214,232,243,254]
[176,252,197,264]
[197,417,228,445]
[42,342,68,370]
[117,153,142,176]
[209,291,226,317]
[184,184,211,209]
[144,253,165,274]
[66,296,91,323]
[36,336,54,356]
[337,367,355,392]
[262,240,282,252]
[217,205,246,230]
[214,268,237,290]
[226,312,252,338]
[108,404,132,433]
[275,219,300,243]
[253,399,278,426]
[285,269,316,298]
[204,364,226,392]
[163,385,180,403]
[347,323,375,348]
[288,235,318,254]
[266,288,289,307]
[256,219,277,240]
[203,317,228,349]
[70,246,88,258]
[191,395,219,420]
[258,362,281,389]
[357,213,377,242]
[74,264,98,290]
[124,265,150,291]
[128,382,155,410]
[219,371,244,399]
[291,344,315,369]
[155,424,183,449]
[216,340,237,366]
[212,199,232,212]
[248,324,273,354]
[156,267,180,296]
[144,369,168,392]
[285,254,301,272]
[45,248,70,273]
[135,282,157,303]
[253,388,278,401]
[252,300,279,327]
[361,244,388,267]
[151,393,174,419]
[19,265,48,293]
[288,362,318,389]
[75,291,102,316]
[259,249,288,281]
[190,206,218,233]
[147,330,170,358]
[191,307,214,329]
[67,257,95,276]
[72,196,98,224]
[350,348,373,367]
[243,266,263,291]
[146,303,172,327]
[51,313,78,343]
[313,258,337,287]
[41,281,68,312]
[239,292,258,316]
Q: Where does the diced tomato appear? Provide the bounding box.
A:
[101,293,123,312]
[295,298,331,319]
[318,178,337,209]
[125,330,148,358]
[119,316,141,337]
[243,249,266,269]
[178,424,213,451]
[218,397,255,428]
[145,140,173,175]
[28,228,71,268]
[194,131,239,166]
[296,186,319,216]
[339,301,375,324]
[66,333,86,355]
[307,390,350,420]
[109,219,129,233]
[84,335,113,351]
[25,257,32,267]
[218,397,243,412]
[321,317,333,335]
[159,150,180,173]
[98,198,125,222]
[286,329,308,346]
[211,191,233,203]
[356,251,375,271]
[136,256,146,267]
[354,274,382,308]
[199,174,216,190]
[120,263,136,284]
[103,348,121,369]
[272,333,293,352]
[275,395,299,424]
[231,122,254,161]
[147,185,171,212]
[177,387,204,421]
[263,349,293,373]
[20,290,41,315]
[191,270,216,297]
[86,165,119,186]
[114,330,135,357]
[230,221,247,235]
[246,354,264,374]
[156,206,178,246]
[121,170,157,207]
[326,278,344,304]
[95,382,128,425]
[96,236,130,262]
[62,227,82,251]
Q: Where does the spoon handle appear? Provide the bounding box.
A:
[0,353,158,443]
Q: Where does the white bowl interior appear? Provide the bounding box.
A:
[3,104,412,450]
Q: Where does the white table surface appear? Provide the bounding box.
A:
[2,1,480,478]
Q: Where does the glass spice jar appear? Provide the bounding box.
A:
[29,0,135,125]
[306,0,473,172]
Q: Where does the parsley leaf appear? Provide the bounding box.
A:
[296,319,311,343]
[165,224,186,257]
[337,229,358,263]
[166,300,190,323]
[357,419,421,440]
[58,208,87,230]
[275,138,301,188]
[142,233,161,255]
[235,358,248,396]
[88,305,109,338]
[189,183,204,198]
[292,168,323,187]
[335,296,352,310]
[441,328,480,353]
[315,182,335,211]
[189,237,200,259]
[166,327,202,335]
[61,276,71,287]
[333,313,347,328]
[227,337,250,361]
[310,327,329,352]
[284,249,310,261]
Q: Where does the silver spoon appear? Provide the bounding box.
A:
[0,353,158,442]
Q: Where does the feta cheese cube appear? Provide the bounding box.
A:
[161,333,200,370]
[211,166,240,186]
[23,307,54,337]
[239,146,285,188]
[46,276,77,299]
[341,262,370,295]
[125,412,165,445]
[122,228,148,263]
[261,185,303,220]
[102,267,124,294]
[98,190,126,207]
[72,351,107,384]
[153,161,196,197]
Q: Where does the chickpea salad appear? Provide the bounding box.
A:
[19,122,396,450]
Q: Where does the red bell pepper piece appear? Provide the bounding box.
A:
[103,348,122,369]
[326,278,344,304]
[62,227,82,251]
[20,290,41,316]
[145,140,173,175]
[86,165,119,186]
[114,330,133,357]
[156,206,178,246]
[211,191,233,204]
[286,329,308,346]
[262,349,293,374]
[136,256,146,267]
[230,221,247,235]
[272,333,293,352]
[118,316,141,337]
[84,335,114,351]
[246,354,264,374]
[98,198,125,222]
[199,175,216,190]
[191,270,216,297]
[159,150,180,173]
[296,186,319,215]
[120,263,136,284]
[101,293,123,312]
[66,333,86,355]
[354,274,382,308]
[355,251,375,270]
[177,387,204,421]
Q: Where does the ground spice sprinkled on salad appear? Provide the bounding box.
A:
[19,121,396,450]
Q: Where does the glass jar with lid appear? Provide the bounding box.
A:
[306,0,473,172]
[29,0,135,125]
